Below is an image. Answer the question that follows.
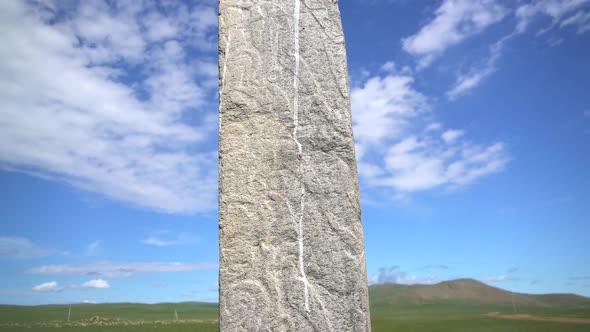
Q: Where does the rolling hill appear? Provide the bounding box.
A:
[369,278,590,308]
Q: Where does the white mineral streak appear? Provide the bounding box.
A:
[219,0,371,330]
[292,0,310,314]
[293,0,301,153]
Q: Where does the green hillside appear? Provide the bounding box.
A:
[369,278,590,307]
[369,279,590,332]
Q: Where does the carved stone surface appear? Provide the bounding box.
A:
[218,0,371,330]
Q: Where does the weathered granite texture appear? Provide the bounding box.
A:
[218,0,371,330]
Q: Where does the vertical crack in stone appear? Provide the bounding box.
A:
[292,0,310,314]
[218,34,231,131]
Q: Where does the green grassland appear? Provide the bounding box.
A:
[0,323,218,332]
[1,279,589,331]
[370,304,590,332]
[0,302,217,323]
[0,302,218,332]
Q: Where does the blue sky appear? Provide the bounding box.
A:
[0,0,589,305]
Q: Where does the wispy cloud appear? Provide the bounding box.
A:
[570,276,590,281]
[483,275,514,282]
[148,282,168,288]
[142,231,199,247]
[484,266,520,282]
[516,0,590,33]
[86,241,102,256]
[447,33,515,99]
[419,264,449,270]
[368,266,441,285]
[560,10,590,34]
[0,0,218,214]
[506,267,519,274]
[180,290,201,298]
[25,261,217,278]
[408,1,589,98]
[402,0,507,68]
[0,236,50,258]
[32,281,63,293]
[548,195,574,206]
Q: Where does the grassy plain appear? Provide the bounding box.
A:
[370,303,590,332]
[0,302,218,332]
[2,279,590,331]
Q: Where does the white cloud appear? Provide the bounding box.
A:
[426,123,443,132]
[69,0,146,63]
[32,281,63,293]
[484,267,519,282]
[352,68,509,195]
[441,129,464,143]
[0,0,218,214]
[516,0,590,33]
[0,236,49,258]
[142,231,199,247]
[351,74,429,150]
[402,0,507,68]
[143,10,179,42]
[369,266,440,285]
[33,279,110,292]
[25,261,218,278]
[383,137,507,192]
[483,275,511,282]
[380,61,412,75]
[79,279,110,289]
[381,61,396,72]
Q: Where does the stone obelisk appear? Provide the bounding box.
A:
[218,0,371,330]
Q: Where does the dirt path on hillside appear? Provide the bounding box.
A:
[484,312,590,324]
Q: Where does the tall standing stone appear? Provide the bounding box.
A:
[218,0,371,330]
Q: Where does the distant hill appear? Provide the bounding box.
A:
[369,278,590,308]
